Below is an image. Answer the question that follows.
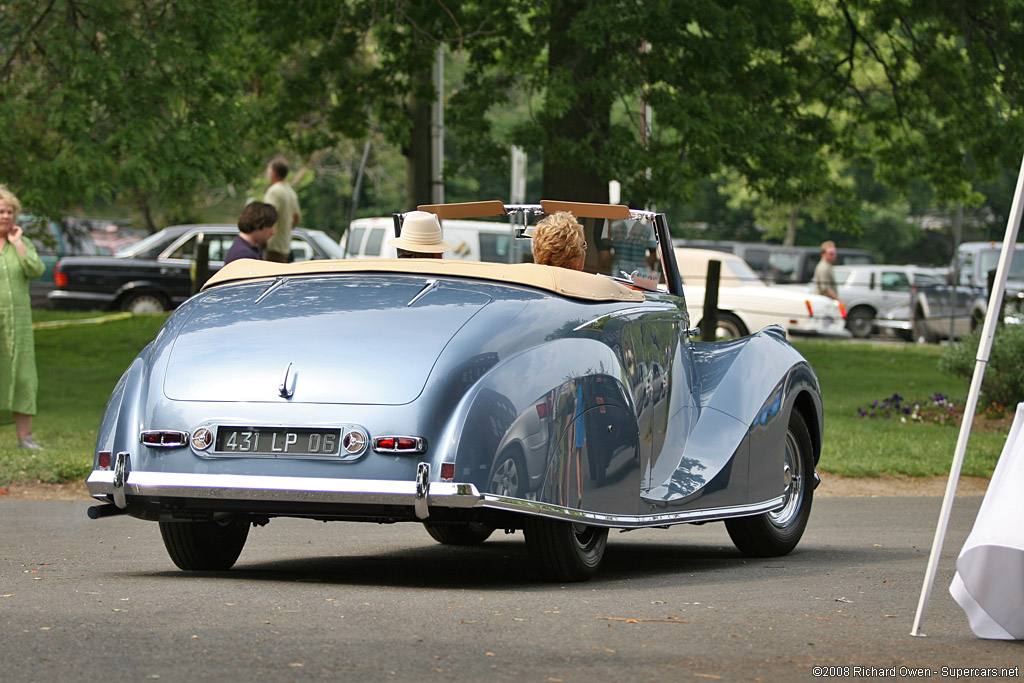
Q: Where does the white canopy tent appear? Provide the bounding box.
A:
[911,152,1024,638]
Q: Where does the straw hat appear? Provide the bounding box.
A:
[388,211,453,253]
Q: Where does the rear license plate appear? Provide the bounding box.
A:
[215,427,341,456]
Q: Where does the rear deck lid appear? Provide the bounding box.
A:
[162,276,490,404]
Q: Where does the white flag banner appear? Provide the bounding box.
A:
[949,402,1024,640]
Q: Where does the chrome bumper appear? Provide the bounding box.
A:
[87,453,787,528]
[87,456,481,521]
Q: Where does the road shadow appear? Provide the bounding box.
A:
[124,534,913,591]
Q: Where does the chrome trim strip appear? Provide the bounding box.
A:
[573,305,676,331]
[255,276,287,304]
[85,470,784,528]
[479,494,786,528]
[407,279,438,307]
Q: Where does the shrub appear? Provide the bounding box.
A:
[939,324,1024,407]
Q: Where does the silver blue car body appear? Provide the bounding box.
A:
[86,201,823,581]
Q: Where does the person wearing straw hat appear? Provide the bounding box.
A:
[388,211,452,259]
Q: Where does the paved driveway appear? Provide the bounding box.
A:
[2,495,1019,682]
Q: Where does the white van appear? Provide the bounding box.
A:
[341,217,532,263]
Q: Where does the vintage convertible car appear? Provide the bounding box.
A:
[86,200,823,582]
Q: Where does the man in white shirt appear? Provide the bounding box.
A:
[262,157,301,263]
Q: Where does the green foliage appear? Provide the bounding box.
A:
[939,324,1024,407]
[1,0,270,228]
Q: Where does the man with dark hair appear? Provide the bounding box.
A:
[225,201,277,264]
[263,157,301,262]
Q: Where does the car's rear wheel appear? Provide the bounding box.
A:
[524,518,609,582]
[725,411,814,557]
[121,292,168,314]
[700,312,748,340]
[846,306,875,338]
[423,521,494,545]
[159,519,249,570]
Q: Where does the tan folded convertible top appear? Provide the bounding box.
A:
[203,258,645,303]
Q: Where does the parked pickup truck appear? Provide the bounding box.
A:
[887,242,1024,343]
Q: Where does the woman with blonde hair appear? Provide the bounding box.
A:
[532,211,586,271]
[0,184,45,449]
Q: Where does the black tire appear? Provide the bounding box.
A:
[700,312,748,340]
[488,447,527,498]
[524,518,609,582]
[725,411,814,557]
[846,307,875,338]
[121,292,168,314]
[423,522,494,545]
[913,314,937,344]
[158,519,249,570]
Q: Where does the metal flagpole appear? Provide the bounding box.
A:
[911,151,1024,636]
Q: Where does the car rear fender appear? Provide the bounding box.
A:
[94,345,154,467]
[440,338,633,499]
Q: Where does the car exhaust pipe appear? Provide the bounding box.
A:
[87,503,128,519]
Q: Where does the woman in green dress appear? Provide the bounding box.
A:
[0,185,45,449]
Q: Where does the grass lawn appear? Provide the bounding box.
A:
[0,311,168,486]
[793,339,1006,478]
[0,313,1010,486]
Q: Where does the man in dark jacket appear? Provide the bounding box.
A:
[225,202,278,264]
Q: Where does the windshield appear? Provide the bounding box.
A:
[305,230,345,258]
[979,249,1024,280]
[722,259,763,285]
[117,229,171,258]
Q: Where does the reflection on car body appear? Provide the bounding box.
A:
[85,201,823,582]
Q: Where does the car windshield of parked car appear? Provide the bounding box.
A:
[305,230,345,259]
[721,258,764,286]
[116,229,171,258]
[979,249,1024,280]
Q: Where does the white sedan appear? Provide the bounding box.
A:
[674,247,848,338]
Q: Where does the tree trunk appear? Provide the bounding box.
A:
[405,70,434,211]
[541,1,610,204]
[783,207,800,247]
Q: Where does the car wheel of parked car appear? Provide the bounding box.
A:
[700,312,748,340]
[423,521,495,545]
[725,411,814,557]
[846,306,875,338]
[524,518,609,582]
[488,447,527,498]
[121,293,168,314]
[913,314,937,344]
[158,519,250,570]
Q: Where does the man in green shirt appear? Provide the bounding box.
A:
[262,158,301,263]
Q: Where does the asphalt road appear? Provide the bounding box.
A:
[2,495,1020,682]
